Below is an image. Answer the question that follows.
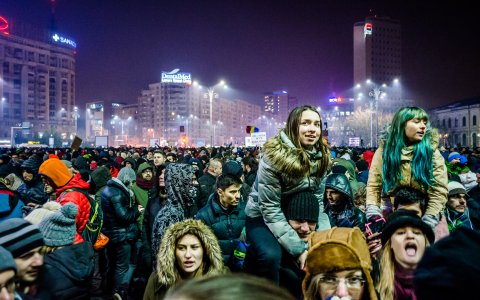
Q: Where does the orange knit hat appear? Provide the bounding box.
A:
[39,158,72,188]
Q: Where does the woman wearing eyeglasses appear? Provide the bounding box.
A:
[377,209,434,300]
[303,227,377,300]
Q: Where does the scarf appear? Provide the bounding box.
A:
[394,263,417,300]
[445,207,474,232]
[136,175,156,189]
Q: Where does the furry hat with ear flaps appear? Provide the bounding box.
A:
[303,227,377,300]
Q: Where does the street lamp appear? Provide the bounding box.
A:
[203,81,227,146]
[72,106,79,135]
[368,86,383,147]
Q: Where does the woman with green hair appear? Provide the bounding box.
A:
[366,106,448,231]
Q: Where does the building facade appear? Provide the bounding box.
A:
[429,97,480,148]
[353,15,404,113]
[0,15,76,144]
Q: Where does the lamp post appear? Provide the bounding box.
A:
[201,81,227,146]
[72,106,79,135]
[368,87,383,147]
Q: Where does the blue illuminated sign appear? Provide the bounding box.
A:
[52,33,77,48]
[161,69,192,84]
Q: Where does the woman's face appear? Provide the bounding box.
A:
[298,110,321,148]
[316,269,365,300]
[390,226,427,269]
[175,234,204,278]
[404,118,427,144]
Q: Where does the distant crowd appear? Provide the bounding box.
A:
[0,105,480,300]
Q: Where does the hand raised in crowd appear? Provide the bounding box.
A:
[366,232,382,258]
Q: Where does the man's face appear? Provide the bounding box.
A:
[141,168,153,181]
[132,153,140,160]
[41,176,56,193]
[108,150,114,157]
[147,152,154,160]
[325,188,344,206]
[447,193,467,213]
[11,155,18,162]
[288,220,316,241]
[166,155,175,163]
[218,184,241,208]
[22,170,34,182]
[14,247,43,283]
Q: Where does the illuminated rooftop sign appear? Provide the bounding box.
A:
[52,33,77,48]
[0,16,9,35]
[364,23,372,38]
[161,69,192,84]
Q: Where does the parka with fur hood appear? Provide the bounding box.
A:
[245,131,331,257]
[366,130,448,219]
[143,219,226,300]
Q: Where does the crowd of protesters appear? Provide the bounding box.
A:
[0,105,480,300]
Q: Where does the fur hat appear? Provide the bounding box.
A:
[39,158,73,188]
[284,191,319,222]
[447,152,461,162]
[38,202,78,247]
[448,181,468,197]
[0,219,44,258]
[381,209,435,246]
[303,227,377,300]
[25,201,62,225]
[222,161,243,178]
[0,246,16,274]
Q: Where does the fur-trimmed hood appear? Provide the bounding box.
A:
[155,219,225,287]
[263,131,330,179]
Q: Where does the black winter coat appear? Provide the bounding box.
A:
[195,193,246,265]
[18,177,49,205]
[197,172,217,208]
[101,178,139,243]
[36,242,94,300]
[468,185,480,229]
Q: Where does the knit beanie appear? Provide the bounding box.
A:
[25,201,62,225]
[61,160,73,168]
[381,209,435,246]
[356,159,369,172]
[38,202,78,247]
[38,158,73,188]
[447,152,461,162]
[21,156,42,174]
[303,227,377,300]
[284,191,319,222]
[0,246,16,274]
[222,161,243,178]
[448,181,468,197]
[117,167,136,185]
[0,219,44,258]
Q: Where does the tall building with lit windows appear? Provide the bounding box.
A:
[0,15,76,141]
[353,15,405,112]
[264,91,290,121]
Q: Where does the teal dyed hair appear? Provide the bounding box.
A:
[382,107,434,193]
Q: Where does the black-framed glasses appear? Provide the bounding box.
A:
[318,275,365,289]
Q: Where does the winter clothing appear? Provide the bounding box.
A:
[143,219,226,300]
[447,151,461,162]
[394,263,416,300]
[197,172,217,208]
[0,218,44,258]
[381,209,435,246]
[302,227,377,300]
[132,162,157,208]
[39,158,73,188]
[366,131,448,224]
[0,245,16,273]
[38,202,78,247]
[444,207,474,232]
[447,180,468,196]
[196,192,247,266]
[324,173,366,232]
[245,131,331,257]
[90,166,111,202]
[36,242,94,300]
[151,164,198,260]
[333,158,362,195]
[25,201,62,225]
[284,190,319,222]
[222,160,243,179]
[414,227,480,300]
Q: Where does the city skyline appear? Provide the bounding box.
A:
[3,0,480,110]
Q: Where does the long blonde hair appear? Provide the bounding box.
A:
[377,236,430,300]
[304,274,322,300]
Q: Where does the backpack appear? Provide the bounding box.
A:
[61,188,104,244]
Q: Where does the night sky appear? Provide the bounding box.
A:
[3,0,480,110]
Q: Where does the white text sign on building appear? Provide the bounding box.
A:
[52,33,77,48]
[161,69,192,84]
